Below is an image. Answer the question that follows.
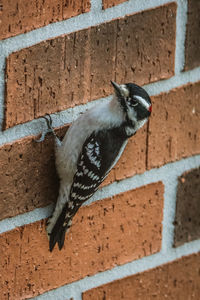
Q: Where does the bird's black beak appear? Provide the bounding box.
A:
[111,81,122,96]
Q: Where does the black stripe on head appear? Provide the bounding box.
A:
[125,83,151,105]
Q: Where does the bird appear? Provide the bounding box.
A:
[38,81,152,251]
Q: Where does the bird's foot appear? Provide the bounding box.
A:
[35,114,57,143]
[42,114,53,130]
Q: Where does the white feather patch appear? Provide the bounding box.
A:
[134,95,150,110]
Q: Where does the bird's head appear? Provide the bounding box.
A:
[111,81,152,126]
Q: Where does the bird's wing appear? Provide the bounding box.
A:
[69,127,127,204]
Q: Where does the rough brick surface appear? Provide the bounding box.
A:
[0,0,90,40]
[184,0,200,70]
[0,123,146,221]
[0,128,65,221]
[0,183,164,299]
[4,3,176,128]
[174,167,200,247]
[115,4,176,85]
[102,0,127,9]
[83,253,200,300]
[147,81,200,169]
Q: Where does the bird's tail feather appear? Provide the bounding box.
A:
[49,205,69,252]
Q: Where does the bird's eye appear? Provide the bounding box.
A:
[128,97,138,107]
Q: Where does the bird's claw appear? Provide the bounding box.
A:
[35,114,54,143]
[41,114,53,131]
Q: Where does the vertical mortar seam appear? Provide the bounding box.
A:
[174,0,188,74]
[161,174,178,252]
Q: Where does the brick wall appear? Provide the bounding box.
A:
[0,0,199,299]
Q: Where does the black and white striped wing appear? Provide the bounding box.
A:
[69,128,127,204]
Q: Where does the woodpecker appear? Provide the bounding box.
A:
[39,81,152,251]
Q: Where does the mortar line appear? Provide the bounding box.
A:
[161,174,178,252]
[31,238,200,300]
[0,66,200,145]
[174,0,188,74]
[91,0,102,11]
[0,154,199,235]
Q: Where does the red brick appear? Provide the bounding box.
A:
[4,3,176,129]
[88,21,118,101]
[102,0,127,9]
[147,81,200,169]
[184,0,200,70]
[174,167,200,247]
[0,0,90,40]
[0,183,164,299]
[83,253,200,300]
[116,3,176,84]
[0,127,67,221]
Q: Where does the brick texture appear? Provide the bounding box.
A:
[4,3,176,129]
[0,127,65,221]
[0,0,90,40]
[102,0,127,9]
[83,253,200,300]
[0,183,164,299]
[174,167,200,247]
[0,124,146,221]
[147,81,200,169]
[184,0,200,71]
